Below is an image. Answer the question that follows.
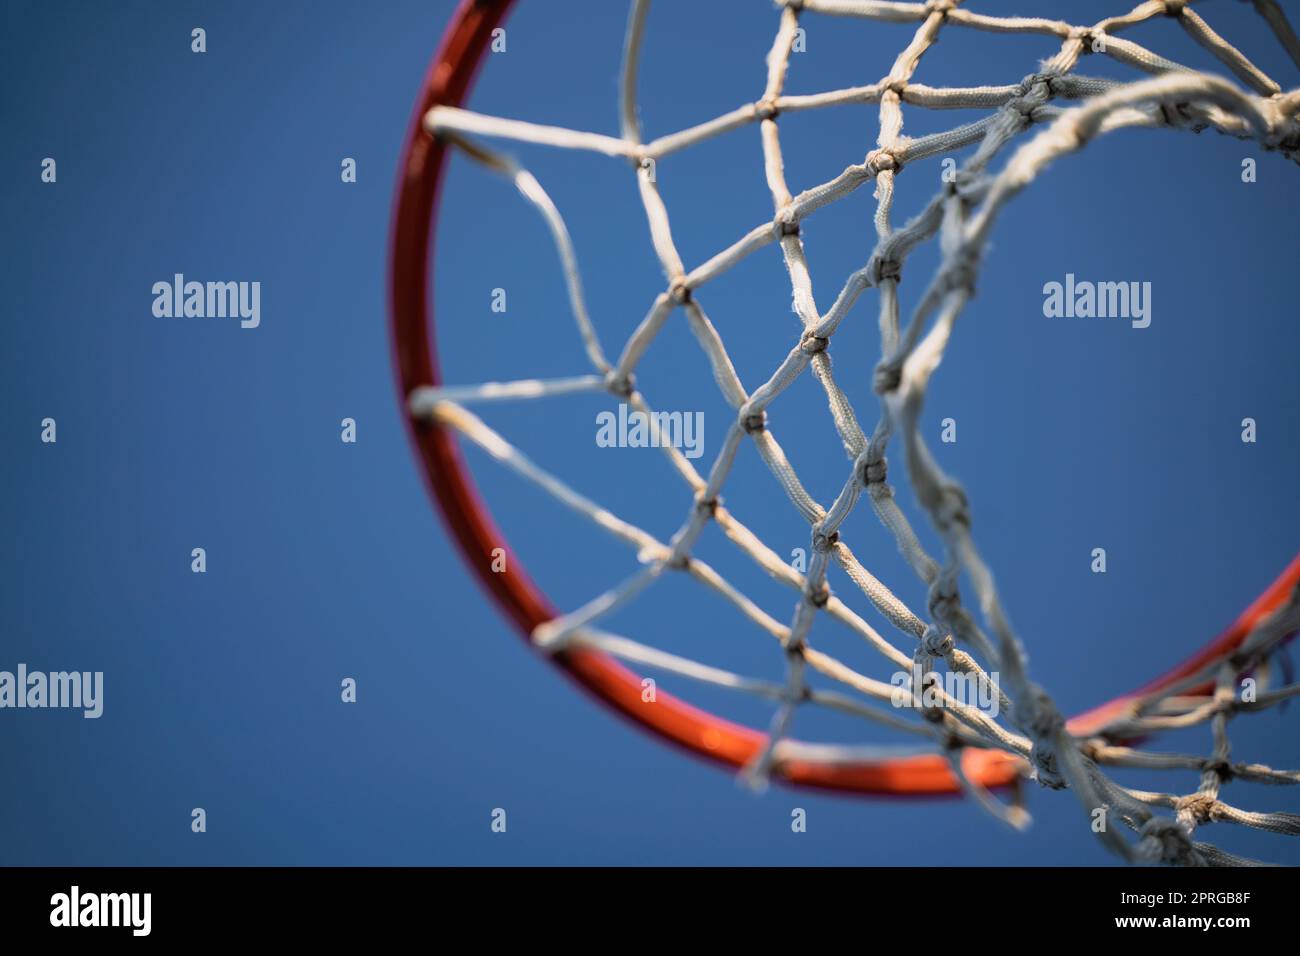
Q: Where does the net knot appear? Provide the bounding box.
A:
[805,581,831,608]
[866,148,901,175]
[754,97,781,122]
[857,452,888,486]
[874,256,902,284]
[811,526,839,554]
[800,330,829,354]
[1204,758,1235,782]
[1021,689,1068,789]
[941,248,979,296]
[1163,0,1187,16]
[665,551,692,571]
[924,0,956,18]
[1176,793,1221,824]
[1266,124,1300,160]
[880,77,908,98]
[1008,95,1039,120]
[740,406,768,433]
[668,276,692,304]
[943,171,983,208]
[873,359,902,394]
[1019,72,1054,98]
[1136,818,1200,866]
[604,370,635,397]
[773,209,801,239]
[920,625,954,658]
[1157,101,1201,133]
[927,580,962,624]
[1070,27,1102,52]
[933,483,971,532]
[919,680,947,723]
[694,495,719,518]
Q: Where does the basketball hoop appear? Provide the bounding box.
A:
[391,0,1300,863]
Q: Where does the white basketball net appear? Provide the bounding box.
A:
[411,0,1300,864]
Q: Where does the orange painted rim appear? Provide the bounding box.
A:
[388,0,1300,795]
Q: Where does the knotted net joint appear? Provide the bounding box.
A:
[873,360,902,395]
[1137,818,1199,866]
[942,247,980,297]
[879,76,908,98]
[800,330,829,355]
[1267,125,1300,160]
[924,0,956,19]
[1163,0,1188,16]
[755,97,781,122]
[920,624,954,658]
[1008,95,1039,121]
[773,209,801,240]
[857,452,888,487]
[922,703,947,725]
[874,257,902,284]
[1158,101,1206,134]
[866,149,902,175]
[1176,793,1221,824]
[668,276,692,304]
[943,174,971,200]
[1022,689,1069,789]
[915,670,947,723]
[1204,758,1235,782]
[694,495,720,518]
[738,405,764,431]
[604,370,636,397]
[811,526,840,554]
[1018,72,1055,98]
[927,580,962,624]
[934,483,971,532]
[805,581,831,608]
[665,551,693,571]
[1070,27,1103,53]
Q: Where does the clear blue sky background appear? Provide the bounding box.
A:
[2,0,1298,866]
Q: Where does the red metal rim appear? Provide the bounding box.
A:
[388,0,1300,795]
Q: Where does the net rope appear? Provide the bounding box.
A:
[410,0,1300,864]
